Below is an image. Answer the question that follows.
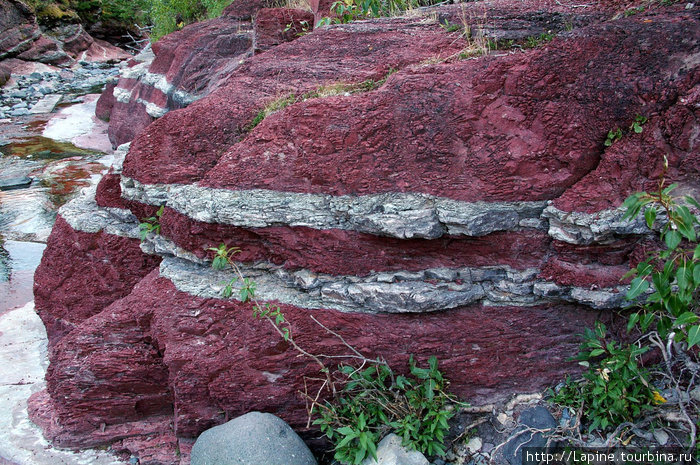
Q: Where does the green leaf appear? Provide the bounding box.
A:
[676,206,697,241]
[674,312,698,327]
[694,264,700,284]
[644,207,657,228]
[589,349,605,357]
[685,195,700,211]
[694,244,700,260]
[626,277,649,300]
[336,426,355,436]
[687,325,700,348]
[336,433,357,450]
[664,229,682,250]
[354,447,366,465]
[627,313,639,332]
[662,183,679,196]
[640,313,655,331]
[677,266,691,291]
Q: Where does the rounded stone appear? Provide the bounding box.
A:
[190,411,317,465]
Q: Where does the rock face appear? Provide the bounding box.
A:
[32,2,699,465]
[0,0,129,70]
[99,1,319,148]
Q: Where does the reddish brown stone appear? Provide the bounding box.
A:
[33,216,161,345]
[59,24,94,57]
[148,16,253,94]
[122,18,466,184]
[95,173,157,221]
[554,92,700,213]
[158,207,549,275]
[254,8,315,53]
[106,15,254,146]
[0,0,40,59]
[107,100,155,148]
[223,0,271,20]
[0,62,10,86]
[95,80,116,122]
[79,37,130,63]
[17,35,71,65]
[38,269,599,450]
[200,15,698,202]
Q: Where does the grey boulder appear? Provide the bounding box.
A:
[190,411,317,465]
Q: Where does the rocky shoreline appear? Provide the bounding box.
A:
[0,62,120,120]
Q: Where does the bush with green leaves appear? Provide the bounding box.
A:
[622,178,700,348]
[551,322,657,432]
[550,160,699,447]
[317,0,441,26]
[314,356,454,464]
[150,0,233,40]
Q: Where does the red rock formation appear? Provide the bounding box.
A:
[33,2,700,464]
[0,0,129,68]
[254,8,316,52]
[33,216,161,345]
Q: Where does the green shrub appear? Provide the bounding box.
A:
[150,0,233,40]
[551,322,657,432]
[315,356,455,464]
[318,0,441,25]
[550,159,699,445]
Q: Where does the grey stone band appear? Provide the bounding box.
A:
[120,177,549,239]
[158,249,629,312]
[542,205,649,244]
[57,178,636,313]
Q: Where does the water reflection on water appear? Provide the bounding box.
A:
[0,133,110,313]
[0,240,46,315]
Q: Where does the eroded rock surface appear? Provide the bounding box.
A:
[32,2,700,465]
[0,0,128,68]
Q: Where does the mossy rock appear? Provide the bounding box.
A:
[36,3,80,25]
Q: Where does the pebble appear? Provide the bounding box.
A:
[466,437,482,454]
[690,386,700,402]
[1,61,122,118]
[653,429,669,446]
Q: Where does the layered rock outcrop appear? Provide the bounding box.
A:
[32,1,699,464]
[98,0,317,147]
[0,0,129,70]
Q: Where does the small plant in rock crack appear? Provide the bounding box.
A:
[629,114,648,134]
[207,242,462,464]
[604,116,647,147]
[604,127,623,147]
[284,19,310,37]
[523,31,555,48]
[139,205,164,240]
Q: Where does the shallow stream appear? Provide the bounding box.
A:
[0,80,116,315]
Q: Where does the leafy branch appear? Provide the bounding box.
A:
[206,242,461,464]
